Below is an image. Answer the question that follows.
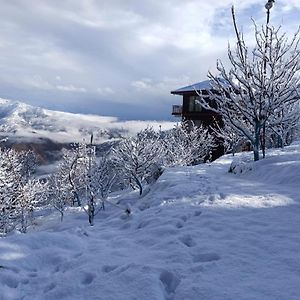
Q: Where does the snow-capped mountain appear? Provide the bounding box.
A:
[0,98,174,144]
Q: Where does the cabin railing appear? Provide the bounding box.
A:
[172,105,182,115]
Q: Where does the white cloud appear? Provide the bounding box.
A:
[131,76,193,99]
[96,87,115,95]
[131,79,153,90]
[281,1,300,12]
[23,75,53,90]
[56,84,86,93]
[20,75,87,94]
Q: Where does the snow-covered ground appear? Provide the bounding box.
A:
[1,143,300,300]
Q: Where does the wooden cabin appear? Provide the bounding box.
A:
[171,79,226,159]
[171,79,223,126]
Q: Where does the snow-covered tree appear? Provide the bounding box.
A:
[53,136,116,225]
[267,101,300,147]
[92,156,116,211]
[199,6,300,161]
[44,145,80,222]
[209,118,245,156]
[47,172,72,222]
[17,179,46,233]
[19,150,37,180]
[59,139,97,225]
[0,148,43,234]
[162,121,215,166]
[112,127,162,196]
[0,149,22,234]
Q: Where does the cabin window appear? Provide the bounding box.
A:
[188,96,202,112]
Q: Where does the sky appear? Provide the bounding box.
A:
[0,0,299,120]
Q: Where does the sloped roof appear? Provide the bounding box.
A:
[171,79,228,95]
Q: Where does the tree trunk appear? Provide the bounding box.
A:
[21,210,26,233]
[253,122,261,161]
[261,123,266,159]
[88,199,95,226]
[252,121,261,161]
[135,177,143,195]
[253,145,259,162]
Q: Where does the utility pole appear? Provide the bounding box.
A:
[264,0,275,58]
[261,0,275,158]
[265,0,275,24]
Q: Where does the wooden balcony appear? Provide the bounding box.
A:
[172,105,182,116]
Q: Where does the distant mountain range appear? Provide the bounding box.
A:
[0,98,174,143]
[0,98,175,164]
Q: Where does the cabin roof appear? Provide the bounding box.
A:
[171,79,228,95]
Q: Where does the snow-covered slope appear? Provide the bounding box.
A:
[1,143,300,299]
[0,98,175,143]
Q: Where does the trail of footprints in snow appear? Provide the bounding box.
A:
[100,209,220,299]
[2,211,220,296]
[176,210,221,264]
[37,251,91,295]
[0,266,37,290]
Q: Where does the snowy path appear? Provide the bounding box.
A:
[1,144,300,299]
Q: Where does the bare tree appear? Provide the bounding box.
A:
[199,6,300,161]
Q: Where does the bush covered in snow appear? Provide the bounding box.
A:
[228,155,254,174]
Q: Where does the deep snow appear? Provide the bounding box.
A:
[1,143,300,300]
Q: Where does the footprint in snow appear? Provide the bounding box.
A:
[179,234,197,247]
[136,219,152,229]
[102,265,118,273]
[194,210,202,217]
[0,265,20,274]
[176,221,184,229]
[160,270,181,298]
[192,252,220,263]
[175,211,201,229]
[120,222,131,230]
[73,252,83,259]
[208,195,216,202]
[44,282,56,293]
[28,272,38,278]
[1,273,19,288]
[21,278,29,285]
[219,193,226,199]
[180,215,188,222]
[81,272,96,285]
[53,264,62,273]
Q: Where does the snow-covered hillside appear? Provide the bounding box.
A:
[0,98,175,143]
[1,143,300,299]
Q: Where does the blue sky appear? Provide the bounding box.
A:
[0,0,299,120]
